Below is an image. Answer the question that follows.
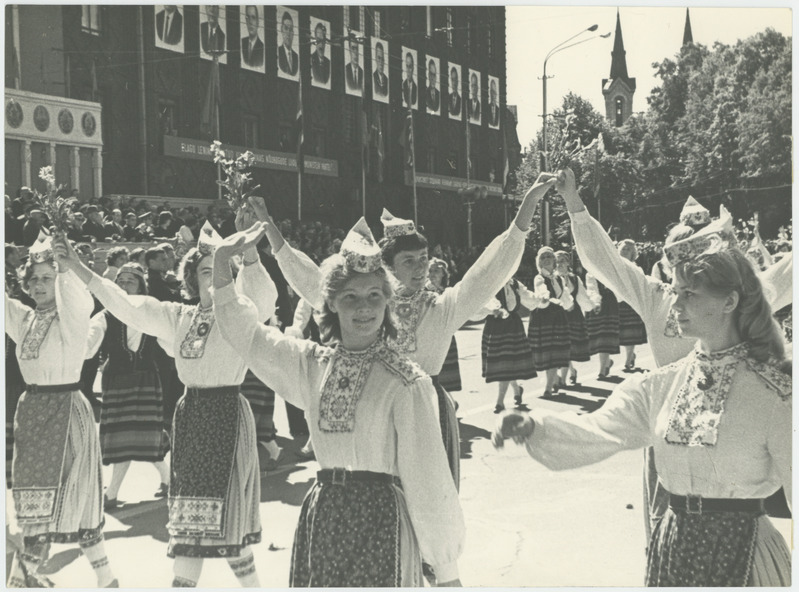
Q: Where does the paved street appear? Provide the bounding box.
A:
[11,318,791,588]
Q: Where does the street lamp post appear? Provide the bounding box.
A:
[540,24,603,246]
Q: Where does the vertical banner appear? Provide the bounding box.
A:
[468,68,482,125]
[448,62,462,121]
[488,75,500,129]
[402,47,418,111]
[425,55,441,116]
[154,5,184,52]
[371,38,389,103]
[200,6,226,64]
[344,33,364,97]
[276,6,299,81]
[310,16,331,89]
[240,5,265,72]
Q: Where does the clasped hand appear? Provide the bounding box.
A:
[492,411,534,449]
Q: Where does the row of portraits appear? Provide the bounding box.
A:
[153,5,501,128]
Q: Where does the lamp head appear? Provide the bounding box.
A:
[587,24,599,31]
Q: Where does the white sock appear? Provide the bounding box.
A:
[80,538,115,587]
[172,556,203,587]
[228,549,259,587]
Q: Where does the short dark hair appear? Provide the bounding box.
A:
[178,248,210,300]
[145,247,166,268]
[106,246,130,268]
[379,232,429,267]
[282,11,292,24]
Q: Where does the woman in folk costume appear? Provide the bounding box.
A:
[6,232,117,588]
[481,277,541,413]
[554,250,597,387]
[247,172,557,489]
[494,237,791,586]
[211,220,465,587]
[53,217,277,588]
[527,247,573,398]
[583,272,620,380]
[427,258,462,393]
[84,262,170,510]
[556,166,794,545]
[616,240,648,371]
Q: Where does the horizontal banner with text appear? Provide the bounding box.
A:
[409,172,503,197]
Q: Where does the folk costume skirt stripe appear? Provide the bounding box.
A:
[240,369,278,443]
[585,299,620,356]
[564,306,591,362]
[527,305,571,371]
[12,387,104,546]
[99,370,169,464]
[290,475,423,587]
[431,377,461,490]
[646,507,791,586]
[438,337,463,392]
[167,386,261,558]
[618,302,648,346]
[481,314,537,383]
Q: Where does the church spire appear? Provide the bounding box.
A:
[682,8,694,45]
[609,8,629,80]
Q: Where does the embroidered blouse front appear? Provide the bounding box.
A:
[179,306,216,359]
[319,341,380,433]
[19,307,59,360]
[389,290,436,354]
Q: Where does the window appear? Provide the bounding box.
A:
[615,96,624,126]
[243,116,259,149]
[345,6,363,32]
[158,98,178,136]
[373,9,382,38]
[487,16,494,58]
[466,12,473,53]
[81,6,101,35]
[446,9,454,47]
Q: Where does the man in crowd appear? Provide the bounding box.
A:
[81,205,107,241]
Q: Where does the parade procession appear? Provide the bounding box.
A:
[4,5,794,589]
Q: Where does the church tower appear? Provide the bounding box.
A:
[683,8,694,45]
[602,9,636,126]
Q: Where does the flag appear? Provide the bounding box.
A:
[465,117,472,179]
[296,76,304,175]
[200,56,221,140]
[398,107,414,184]
[372,111,384,183]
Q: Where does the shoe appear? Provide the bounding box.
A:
[296,440,315,461]
[542,390,553,399]
[513,386,524,407]
[493,404,505,414]
[103,495,119,511]
[260,440,282,462]
[105,579,119,588]
[569,369,578,385]
[625,354,636,370]
[154,483,168,498]
[552,382,559,394]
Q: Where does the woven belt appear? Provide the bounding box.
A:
[317,469,402,488]
[184,385,240,396]
[26,383,81,394]
[669,493,766,515]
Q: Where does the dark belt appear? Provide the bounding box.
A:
[184,385,240,396]
[317,468,402,488]
[26,382,81,394]
[669,493,766,515]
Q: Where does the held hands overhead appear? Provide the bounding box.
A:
[492,411,534,449]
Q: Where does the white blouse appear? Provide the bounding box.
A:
[276,223,529,375]
[213,282,465,581]
[570,210,790,367]
[85,262,276,387]
[5,269,93,385]
[525,346,791,502]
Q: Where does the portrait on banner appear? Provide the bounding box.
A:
[488,75,501,129]
[200,5,226,64]
[240,5,265,72]
[344,33,364,97]
[425,55,441,116]
[402,46,418,110]
[468,68,482,125]
[276,6,299,81]
[154,5,184,52]
[310,16,331,89]
[371,37,389,103]
[448,62,462,121]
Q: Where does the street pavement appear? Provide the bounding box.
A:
[12,318,791,588]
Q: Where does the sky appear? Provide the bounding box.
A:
[506,5,793,149]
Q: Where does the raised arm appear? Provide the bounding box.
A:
[556,168,663,321]
[236,257,278,323]
[5,293,32,343]
[55,267,94,346]
[445,173,557,330]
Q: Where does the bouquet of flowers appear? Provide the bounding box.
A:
[33,166,77,234]
[210,140,261,211]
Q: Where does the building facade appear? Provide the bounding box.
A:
[5,5,511,248]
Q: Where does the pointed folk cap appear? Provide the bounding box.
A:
[197,220,224,256]
[29,230,54,264]
[380,208,416,239]
[664,206,736,267]
[679,196,711,228]
[341,217,382,273]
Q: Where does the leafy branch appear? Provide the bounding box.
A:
[210,140,261,210]
[33,166,77,234]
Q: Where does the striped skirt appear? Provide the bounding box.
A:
[100,370,170,465]
[240,369,278,442]
[437,338,462,392]
[12,388,104,546]
[564,306,590,362]
[585,301,620,356]
[618,302,647,346]
[290,475,423,587]
[481,313,537,383]
[527,305,571,371]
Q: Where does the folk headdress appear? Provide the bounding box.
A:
[679,196,711,228]
[28,230,54,264]
[340,217,382,273]
[664,204,736,267]
[380,208,416,239]
[197,220,224,256]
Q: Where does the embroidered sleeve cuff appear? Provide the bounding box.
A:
[213,282,238,306]
[433,561,459,583]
